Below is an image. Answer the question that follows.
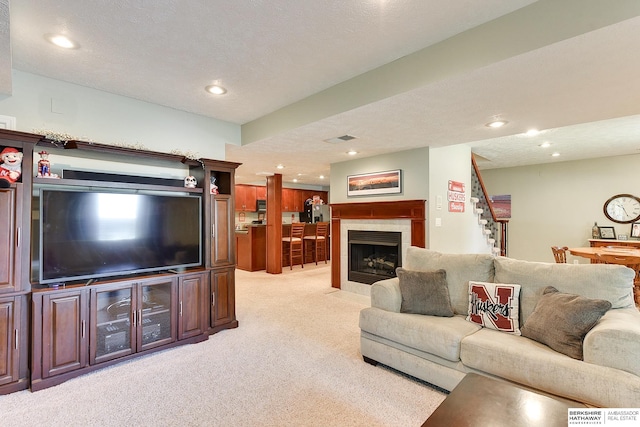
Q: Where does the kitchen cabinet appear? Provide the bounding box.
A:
[282,189,328,212]
[235,184,257,211]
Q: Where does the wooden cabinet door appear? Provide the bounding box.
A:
[90,283,135,365]
[282,188,295,211]
[0,296,19,386]
[235,185,257,211]
[211,195,235,267]
[255,186,267,200]
[210,267,236,328]
[178,273,207,340]
[138,278,176,351]
[42,290,88,378]
[0,188,19,294]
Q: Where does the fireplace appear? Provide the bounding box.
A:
[348,230,402,285]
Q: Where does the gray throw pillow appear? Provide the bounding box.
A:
[520,286,612,360]
[396,268,454,317]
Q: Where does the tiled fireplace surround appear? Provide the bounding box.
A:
[330,200,426,295]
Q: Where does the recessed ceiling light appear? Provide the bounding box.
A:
[485,120,508,128]
[292,178,298,183]
[205,84,227,95]
[319,175,325,180]
[276,164,284,169]
[551,152,560,157]
[540,142,551,148]
[45,34,79,49]
[347,150,358,155]
[526,129,540,136]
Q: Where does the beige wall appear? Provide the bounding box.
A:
[0,71,240,160]
[481,153,640,263]
[330,147,430,204]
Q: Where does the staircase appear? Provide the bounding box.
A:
[471,156,508,256]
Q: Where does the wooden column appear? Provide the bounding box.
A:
[266,174,283,274]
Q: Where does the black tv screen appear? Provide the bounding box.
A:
[39,189,202,284]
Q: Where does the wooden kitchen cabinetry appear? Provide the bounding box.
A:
[235,184,257,211]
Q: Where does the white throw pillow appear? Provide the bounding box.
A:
[466,281,521,335]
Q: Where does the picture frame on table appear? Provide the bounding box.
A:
[598,226,616,240]
[630,222,640,239]
[347,169,402,197]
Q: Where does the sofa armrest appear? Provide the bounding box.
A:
[370,278,402,312]
[583,308,640,377]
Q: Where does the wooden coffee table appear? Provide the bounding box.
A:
[422,373,587,427]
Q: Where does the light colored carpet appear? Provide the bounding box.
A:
[0,262,446,426]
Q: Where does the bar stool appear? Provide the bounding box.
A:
[303,222,329,265]
[282,222,305,269]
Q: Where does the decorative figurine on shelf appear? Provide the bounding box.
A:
[36,150,59,179]
[210,176,219,195]
[37,151,51,177]
[184,175,197,188]
[0,147,23,188]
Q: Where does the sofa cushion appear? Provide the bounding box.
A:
[466,281,521,335]
[520,286,611,360]
[396,268,454,317]
[583,308,640,377]
[494,257,635,324]
[359,307,481,362]
[460,328,640,407]
[404,247,495,315]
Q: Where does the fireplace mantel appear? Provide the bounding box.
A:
[330,200,426,288]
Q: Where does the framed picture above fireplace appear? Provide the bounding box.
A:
[347,169,402,197]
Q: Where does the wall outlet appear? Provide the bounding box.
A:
[435,218,442,227]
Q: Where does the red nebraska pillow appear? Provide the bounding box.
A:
[466,281,521,335]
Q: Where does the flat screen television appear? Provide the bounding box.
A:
[39,189,202,284]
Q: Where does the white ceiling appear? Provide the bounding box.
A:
[3,1,640,186]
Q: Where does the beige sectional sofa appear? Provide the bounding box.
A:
[359,247,640,407]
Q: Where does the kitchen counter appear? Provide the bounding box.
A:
[236,225,267,271]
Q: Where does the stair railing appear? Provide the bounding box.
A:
[471,155,509,256]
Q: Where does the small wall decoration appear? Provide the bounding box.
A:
[490,194,512,219]
[631,222,640,239]
[347,169,401,197]
[598,226,616,240]
[448,180,465,213]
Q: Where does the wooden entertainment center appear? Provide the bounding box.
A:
[0,129,240,394]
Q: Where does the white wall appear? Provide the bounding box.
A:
[481,153,640,263]
[0,71,240,160]
[330,147,429,204]
[428,144,488,253]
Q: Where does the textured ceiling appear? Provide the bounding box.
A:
[3,1,640,185]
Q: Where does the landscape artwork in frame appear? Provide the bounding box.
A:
[631,222,640,239]
[347,170,402,197]
[598,226,616,240]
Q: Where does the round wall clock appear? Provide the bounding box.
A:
[603,194,640,223]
